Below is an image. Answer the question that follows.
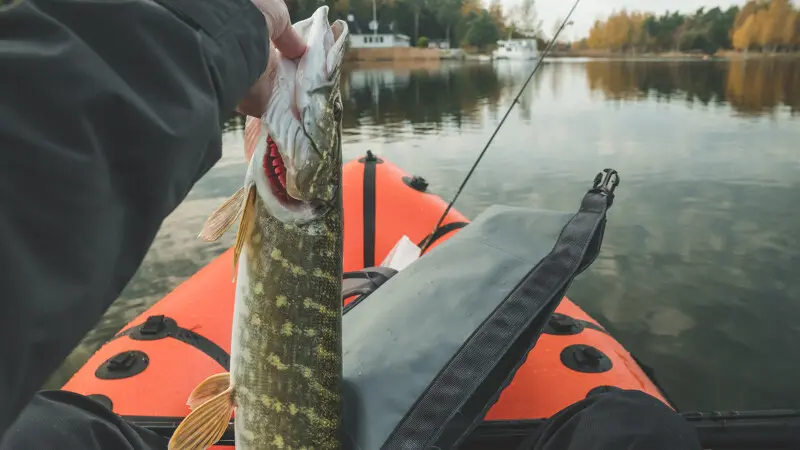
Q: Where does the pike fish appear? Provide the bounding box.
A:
[168,7,349,450]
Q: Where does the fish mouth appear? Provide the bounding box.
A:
[263,134,305,207]
[256,133,324,225]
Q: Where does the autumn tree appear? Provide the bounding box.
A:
[759,0,792,50]
[784,11,800,48]
[586,4,754,54]
[733,14,757,50]
[729,0,800,52]
[587,19,608,49]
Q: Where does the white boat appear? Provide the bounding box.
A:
[492,39,539,60]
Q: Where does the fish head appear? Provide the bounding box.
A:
[293,6,349,204]
[245,8,349,224]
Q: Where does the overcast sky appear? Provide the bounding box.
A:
[491,0,742,40]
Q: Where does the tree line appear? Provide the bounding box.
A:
[578,0,800,54]
[285,0,542,50]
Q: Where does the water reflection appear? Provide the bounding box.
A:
[340,61,513,137]
[584,59,800,116]
[339,59,800,138]
[227,59,800,134]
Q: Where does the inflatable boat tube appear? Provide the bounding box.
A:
[61,152,667,448]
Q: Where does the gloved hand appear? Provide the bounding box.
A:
[236,0,307,118]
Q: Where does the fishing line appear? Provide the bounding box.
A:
[419,0,583,254]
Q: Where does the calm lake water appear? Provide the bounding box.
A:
[54,58,800,413]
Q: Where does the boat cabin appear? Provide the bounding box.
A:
[349,33,411,49]
[493,39,539,60]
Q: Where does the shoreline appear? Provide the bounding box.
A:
[343,47,800,63]
[547,50,800,60]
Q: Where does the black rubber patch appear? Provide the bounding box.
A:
[544,313,584,335]
[543,313,610,336]
[361,151,379,267]
[128,315,177,341]
[112,316,231,371]
[357,150,383,164]
[560,344,612,374]
[402,175,429,192]
[86,394,114,411]
[95,351,149,380]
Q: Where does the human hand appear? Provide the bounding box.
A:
[236,0,307,118]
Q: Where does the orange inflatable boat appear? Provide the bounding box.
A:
[62,150,669,446]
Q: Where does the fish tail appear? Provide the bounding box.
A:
[169,373,234,450]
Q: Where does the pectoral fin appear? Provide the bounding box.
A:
[169,373,234,450]
[186,372,231,410]
[233,185,257,275]
[198,187,247,242]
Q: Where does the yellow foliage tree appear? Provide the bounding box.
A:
[606,10,633,51]
[758,0,792,50]
[588,0,799,54]
[733,0,762,30]
[730,0,800,52]
[784,11,800,47]
[731,0,763,49]
[587,19,608,49]
[585,10,649,53]
[733,14,757,50]
[746,9,768,49]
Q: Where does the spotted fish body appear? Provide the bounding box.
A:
[168,7,348,450]
[230,136,343,450]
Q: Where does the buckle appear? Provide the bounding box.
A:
[591,168,620,206]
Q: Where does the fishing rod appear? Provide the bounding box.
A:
[419,0,583,254]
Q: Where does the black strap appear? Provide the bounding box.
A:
[110,315,230,371]
[417,221,469,251]
[361,151,380,267]
[342,267,398,314]
[383,170,619,450]
[343,270,392,284]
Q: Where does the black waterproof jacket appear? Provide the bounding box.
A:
[0,0,268,442]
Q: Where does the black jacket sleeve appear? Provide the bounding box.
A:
[0,0,267,437]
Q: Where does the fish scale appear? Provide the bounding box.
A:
[232,192,343,450]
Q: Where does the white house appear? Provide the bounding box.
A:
[349,33,410,49]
